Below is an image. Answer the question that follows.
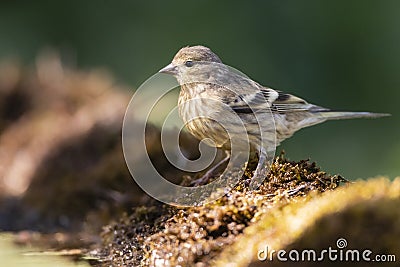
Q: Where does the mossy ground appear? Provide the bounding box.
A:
[91,154,347,266]
[216,177,400,267]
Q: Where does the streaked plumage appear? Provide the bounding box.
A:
[159,45,389,183]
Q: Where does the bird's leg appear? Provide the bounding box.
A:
[190,150,230,186]
[253,146,268,180]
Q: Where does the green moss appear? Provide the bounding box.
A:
[94,154,346,266]
[215,177,400,267]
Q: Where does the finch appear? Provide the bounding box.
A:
[159,45,388,185]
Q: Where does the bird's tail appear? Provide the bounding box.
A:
[318,111,390,120]
[296,109,389,129]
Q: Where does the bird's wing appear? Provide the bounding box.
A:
[226,87,327,114]
[222,87,277,114]
[271,90,329,113]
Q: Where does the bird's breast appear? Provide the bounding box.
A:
[178,84,230,148]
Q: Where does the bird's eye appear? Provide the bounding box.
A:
[185,60,194,67]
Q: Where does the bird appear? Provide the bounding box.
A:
[159,45,389,185]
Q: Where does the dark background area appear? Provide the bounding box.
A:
[0,0,398,179]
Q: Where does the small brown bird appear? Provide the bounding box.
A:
[159,45,388,185]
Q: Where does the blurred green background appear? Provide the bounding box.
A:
[0,0,398,180]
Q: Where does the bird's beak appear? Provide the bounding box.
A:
[159,63,178,75]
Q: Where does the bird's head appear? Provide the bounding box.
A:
[159,45,222,80]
